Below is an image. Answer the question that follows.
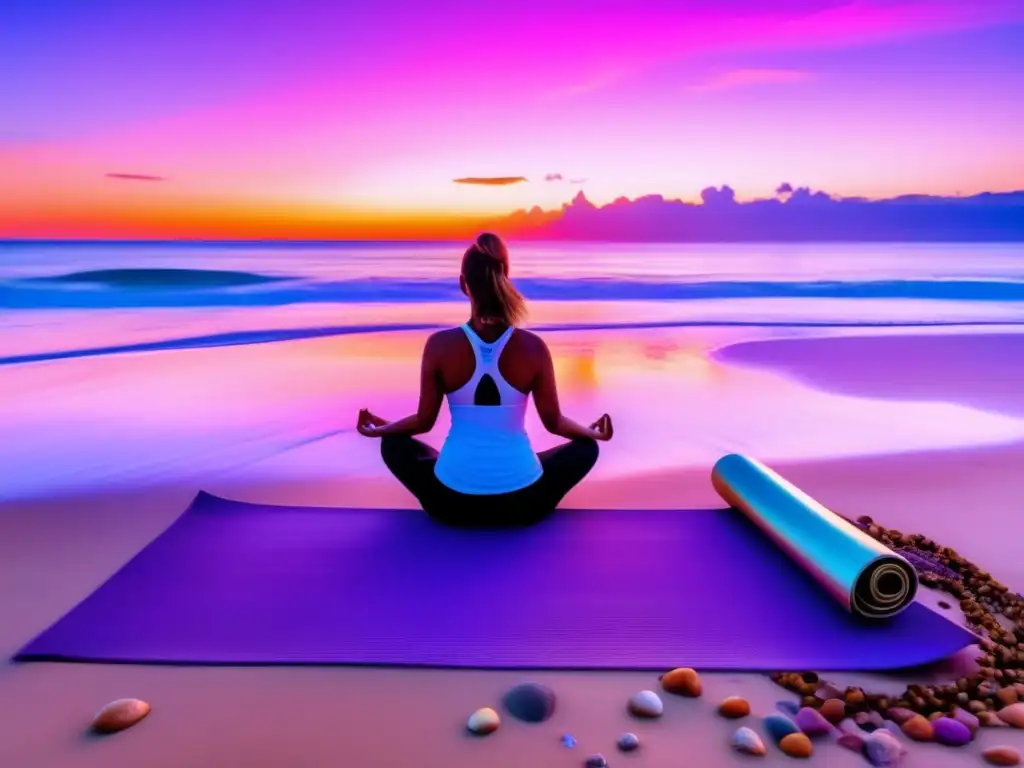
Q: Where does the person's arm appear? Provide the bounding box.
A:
[361,335,444,437]
[532,339,610,441]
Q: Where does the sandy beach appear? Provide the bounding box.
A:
[2,329,1024,766]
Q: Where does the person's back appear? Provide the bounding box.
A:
[432,323,542,494]
[356,232,613,527]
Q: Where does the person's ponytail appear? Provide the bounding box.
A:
[462,233,527,326]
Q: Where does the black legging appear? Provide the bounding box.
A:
[380,434,599,527]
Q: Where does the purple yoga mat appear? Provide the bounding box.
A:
[15,492,976,670]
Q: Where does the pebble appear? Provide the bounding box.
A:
[981,711,1011,728]
[584,754,608,768]
[466,707,500,735]
[815,683,843,700]
[932,716,971,746]
[864,730,905,767]
[776,700,799,717]
[795,707,832,737]
[503,682,556,723]
[763,713,800,743]
[854,710,885,733]
[730,726,767,756]
[997,687,1020,707]
[627,690,664,718]
[983,746,1022,766]
[837,718,863,736]
[819,698,846,724]
[660,667,702,697]
[900,714,934,741]
[616,733,640,752]
[886,707,917,725]
[718,696,751,719]
[561,733,577,748]
[779,732,813,758]
[998,703,1024,728]
[91,699,151,734]
[951,706,979,734]
[882,722,902,737]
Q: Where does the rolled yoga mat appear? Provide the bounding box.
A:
[712,454,918,620]
[16,491,974,670]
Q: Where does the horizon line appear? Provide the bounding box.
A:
[5,236,1024,245]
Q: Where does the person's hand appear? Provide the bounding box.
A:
[357,408,389,437]
[589,413,614,441]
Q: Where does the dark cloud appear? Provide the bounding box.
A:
[569,177,588,185]
[453,176,527,186]
[507,186,1024,242]
[105,173,166,182]
[544,173,564,181]
[700,185,737,205]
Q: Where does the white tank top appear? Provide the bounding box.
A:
[433,324,543,495]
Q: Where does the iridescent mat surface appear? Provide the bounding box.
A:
[16,490,975,669]
[712,454,920,620]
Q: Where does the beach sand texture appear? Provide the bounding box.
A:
[2,330,1024,767]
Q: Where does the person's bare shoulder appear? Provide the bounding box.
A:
[424,327,465,357]
[511,328,550,360]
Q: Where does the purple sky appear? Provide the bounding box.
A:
[2,0,1023,237]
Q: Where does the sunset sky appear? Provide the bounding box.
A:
[2,0,1023,239]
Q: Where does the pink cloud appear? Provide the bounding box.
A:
[105,172,166,182]
[453,176,528,186]
[690,68,816,93]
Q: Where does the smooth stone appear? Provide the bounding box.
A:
[719,696,751,719]
[627,690,663,718]
[776,700,799,717]
[819,698,846,724]
[837,733,865,753]
[616,733,640,752]
[981,711,1011,728]
[951,706,979,734]
[983,746,1023,766]
[998,703,1024,728]
[932,717,971,746]
[503,682,556,723]
[886,707,917,725]
[837,718,863,736]
[660,667,702,697]
[815,683,843,700]
[997,687,1021,707]
[900,714,934,741]
[467,707,500,735]
[584,754,608,768]
[882,722,902,737]
[864,730,905,767]
[561,733,577,748]
[730,726,767,756]
[763,713,800,743]
[796,706,833,737]
[855,710,885,733]
[779,732,813,758]
[91,699,152,734]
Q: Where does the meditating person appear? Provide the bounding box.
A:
[356,232,613,527]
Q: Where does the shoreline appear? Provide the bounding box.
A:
[7,317,1024,369]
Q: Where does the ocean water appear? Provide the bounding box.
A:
[2,240,1024,502]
